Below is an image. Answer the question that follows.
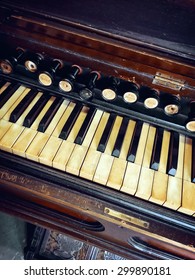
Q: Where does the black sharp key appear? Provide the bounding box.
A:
[9,89,38,123]
[38,97,63,132]
[23,94,51,128]
[74,106,96,145]
[150,127,164,171]
[112,117,129,158]
[126,121,143,162]
[59,103,83,140]
[0,79,6,89]
[0,83,20,109]
[192,138,195,183]
[167,131,179,176]
[97,113,116,153]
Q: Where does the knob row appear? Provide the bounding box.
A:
[0,48,195,132]
[0,48,180,111]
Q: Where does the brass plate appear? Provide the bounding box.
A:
[104,207,149,229]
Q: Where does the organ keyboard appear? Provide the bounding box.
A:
[0,0,195,259]
[0,80,195,209]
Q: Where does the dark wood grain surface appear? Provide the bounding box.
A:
[2,0,195,57]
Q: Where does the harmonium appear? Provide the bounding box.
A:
[0,0,195,260]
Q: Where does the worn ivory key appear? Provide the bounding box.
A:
[26,98,70,161]
[106,116,130,189]
[179,137,195,215]
[0,119,12,140]
[55,109,103,174]
[40,105,89,168]
[0,87,33,152]
[150,130,170,204]
[136,125,156,200]
[79,111,108,180]
[11,92,46,157]
[0,86,28,119]
[163,134,185,210]
[94,115,122,185]
[65,106,90,175]
[121,122,149,195]
[0,122,24,152]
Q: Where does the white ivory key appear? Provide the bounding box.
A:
[136,125,156,199]
[0,86,27,119]
[26,98,70,161]
[121,122,149,195]
[79,111,109,180]
[150,130,170,204]
[178,137,195,215]
[163,134,185,210]
[66,109,103,176]
[94,115,122,185]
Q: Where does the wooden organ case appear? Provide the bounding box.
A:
[0,0,195,260]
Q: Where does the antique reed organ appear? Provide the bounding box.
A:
[0,0,195,259]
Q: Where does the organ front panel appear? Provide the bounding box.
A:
[0,0,195,259]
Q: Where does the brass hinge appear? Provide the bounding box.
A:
[152,72,185,91]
